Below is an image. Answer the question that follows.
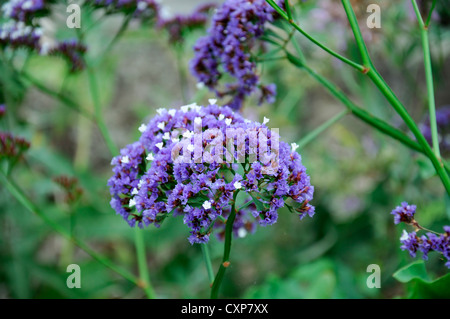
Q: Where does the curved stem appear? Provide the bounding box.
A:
[135,228,156,299]
[265,0,365,72]
[211,191,239,299]
[412,0,441,159]
[341,0,450,195]
[86,68,119,155]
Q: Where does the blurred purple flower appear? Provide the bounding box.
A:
[189,0,283,110]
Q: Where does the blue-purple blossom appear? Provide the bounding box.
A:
[391,201,416,225]
[108,102,315,244]
[0,20,42,51]
[91,0,160,19]
[393,202,450,268]
[1,0,52,23]
[399,228,450,268]
[189,0,282,110]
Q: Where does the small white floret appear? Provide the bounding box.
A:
[202,201,212,210]
[138,124,147,133]
[233,181,242,189]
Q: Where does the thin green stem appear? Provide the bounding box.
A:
[412,0,441,159]
[86,68,119,155]
[98,15,132,64]
[0,171,139,285]
[425,0,438,27]
[341,0,372,68]
[297,109,349,149]
[20,72,94,120]
[286,55,450,175]
[201,244,215,285]
[135,228,156,299]
[285,0,293,20]
[265,0,365,72]
[211,191,239,299]
[341,0,450,195]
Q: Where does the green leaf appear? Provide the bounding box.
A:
[393,260,430,283]
[393,260,450,298]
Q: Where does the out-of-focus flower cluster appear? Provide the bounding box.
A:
[47,39,87,73]
[0,132,30,160]
[53,175,83,205]
[190,0,282,110]
[108,102,314,244]
[0,105,31,162]
[1,0,54,23]
[391,202,450,268]
[91,0,160,19]
[156,3,217,45]
[0,0,87,72]
[420,106,450,156]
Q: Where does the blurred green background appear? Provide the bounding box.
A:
[1,0,450,299]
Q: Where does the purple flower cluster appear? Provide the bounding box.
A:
[391,201,416,225]
[157,3,217,45]
[189,0,282,110]
[1,0,52,23]
[400,227,450,268]
[91,0,160,19]
[48,40,87,73]
[392,202,450,268]
[420,106,450,155]
[0,20,42,51]
[108,102,314,244]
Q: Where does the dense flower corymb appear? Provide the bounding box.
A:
[108,102,315,244]
[190,0,282,110]
[392,202,450,268]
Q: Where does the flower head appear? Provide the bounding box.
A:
[108,103,315,243]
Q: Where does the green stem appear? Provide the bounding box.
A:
[412,0,441,159]
[211,191,239,299]
[265,0,365,72]
[0,171,139,285]
[297,109,349,149]
[134,228,156,299]
[201,244,215,285]
[425,0,438,27]
[341,0,450,195]
[20,72,94,120]
[86,68,119,155]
